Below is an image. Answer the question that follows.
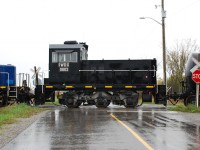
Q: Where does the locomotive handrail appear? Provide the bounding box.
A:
[153,65,156,77]
[79,70,156,72]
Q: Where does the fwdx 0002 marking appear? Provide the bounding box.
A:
[58,62,69,72]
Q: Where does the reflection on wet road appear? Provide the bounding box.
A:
[110,107,200,150]
[1,104,200,150]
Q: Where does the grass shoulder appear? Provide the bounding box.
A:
[0,103,46,127]
[168,103,200,113]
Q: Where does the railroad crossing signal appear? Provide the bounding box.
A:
[190,56,200,107]
[190,57,200,73]
[192,69,200,83]
[30,66,41,86]
[192,69,200,108]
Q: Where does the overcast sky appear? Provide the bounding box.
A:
[0,0,200,78]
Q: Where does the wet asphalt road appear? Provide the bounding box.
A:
[1,104,200,150]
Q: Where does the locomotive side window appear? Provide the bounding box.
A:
[59,53,69,62]
[52,51,77,63]
[71,52,77,62]
[52,52,58,62]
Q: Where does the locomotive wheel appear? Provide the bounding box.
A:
[0,94,8,106]
[65,98,82,108]
[106,100,111,107]
[73,101,82,108]
[95,97,109,108]
[35,93,45,105]
[65,97,75,108]
[184,95,196,106]
[124,97,138,108]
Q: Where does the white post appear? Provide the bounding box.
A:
[39,72,44,94]
[196,83,199,108]
[19,73,21,86]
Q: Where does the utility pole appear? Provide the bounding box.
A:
[140,1,167,86]
[161,0,167,86]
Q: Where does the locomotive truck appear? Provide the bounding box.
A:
[34,41,167,108]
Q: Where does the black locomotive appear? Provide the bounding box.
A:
[34,41,167,108]
[1,41,198,108]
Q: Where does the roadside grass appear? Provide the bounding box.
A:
[0,103,45,127]
[140,98,200,113]
[168,103,200,113]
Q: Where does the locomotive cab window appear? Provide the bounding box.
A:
[52,51,77,63]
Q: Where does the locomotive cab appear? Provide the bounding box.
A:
[47,41,88,84]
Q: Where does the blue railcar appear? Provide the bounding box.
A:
[0,65,16,86]
[0,64,16,106]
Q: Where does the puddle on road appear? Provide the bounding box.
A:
[111,109,200,150]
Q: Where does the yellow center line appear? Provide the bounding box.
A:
[110,113,154,150]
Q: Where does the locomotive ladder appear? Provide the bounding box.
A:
[9,86,17,100]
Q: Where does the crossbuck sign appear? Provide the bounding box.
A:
[190,55,200,107]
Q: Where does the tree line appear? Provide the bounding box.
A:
[166,39,200,93]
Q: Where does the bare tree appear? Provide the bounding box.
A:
[167,39,200,93]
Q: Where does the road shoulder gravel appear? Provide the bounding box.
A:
[0,110,50,149]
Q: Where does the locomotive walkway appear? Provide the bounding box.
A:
[1,104,200,150]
